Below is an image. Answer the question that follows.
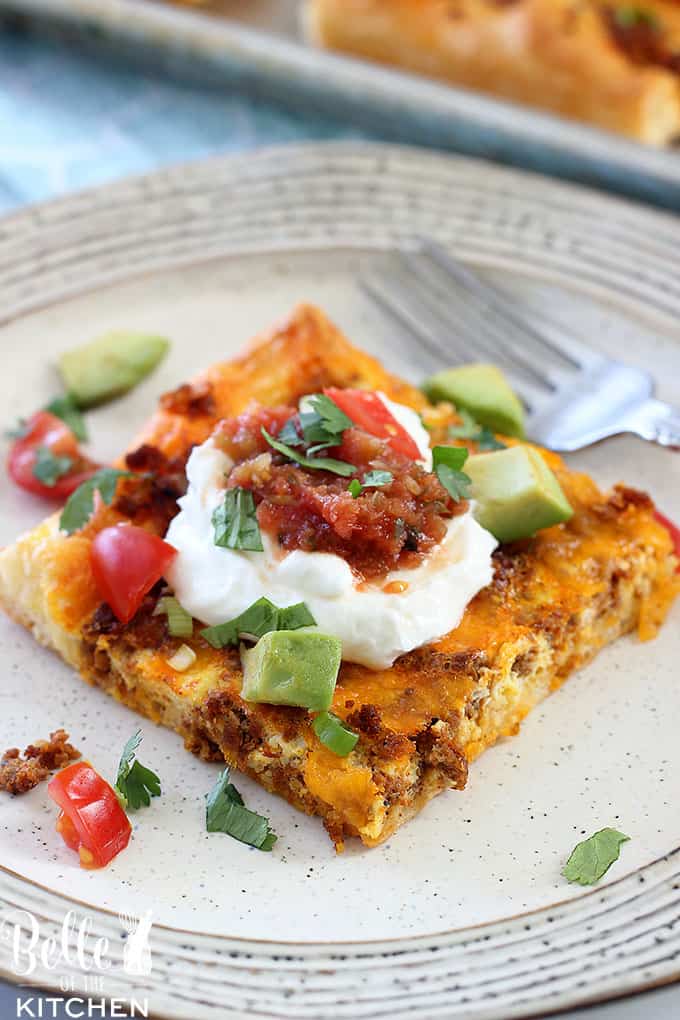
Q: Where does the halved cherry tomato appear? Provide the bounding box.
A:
[48,762,131,869]
[654,510,680,570]
[7,410,98,500]
[90,524,177,624]
[324,388,422,461]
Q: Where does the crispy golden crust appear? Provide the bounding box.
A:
[306,0,680,144]
[0,304,677,848]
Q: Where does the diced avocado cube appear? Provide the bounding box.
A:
[240,630,341,711]
[58,332,170,408]
[467,445,573,543]
[422,363,526,438]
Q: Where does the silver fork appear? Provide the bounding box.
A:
[362,240,680,452]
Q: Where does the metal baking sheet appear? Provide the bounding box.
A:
[2,0,679,210]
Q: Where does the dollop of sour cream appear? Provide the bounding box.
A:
[165,396,497,670]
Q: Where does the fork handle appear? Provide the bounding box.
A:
[629,398,680,450]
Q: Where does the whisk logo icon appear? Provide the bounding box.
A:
[118,909,154,977]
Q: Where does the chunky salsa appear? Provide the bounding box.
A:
[214,401,465,580]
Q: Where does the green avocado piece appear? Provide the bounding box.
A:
[240,630,341,711]
[467,445,573,543]
[58,332,170,408]
[422,363,526,438]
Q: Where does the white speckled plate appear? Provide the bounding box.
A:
[0,143,679,1019]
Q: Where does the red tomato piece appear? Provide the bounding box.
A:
[55,810,82,851]
[7,410,98,500]
[324,388,422,461]
[48,762,131,869]
[90,524,177,624]
[654,511,680,570]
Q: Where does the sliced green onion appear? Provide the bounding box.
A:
[312,711,359,757]
[154,596,193,638]
[166,643,197,672]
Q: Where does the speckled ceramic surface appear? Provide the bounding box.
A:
[0,143,679,1018]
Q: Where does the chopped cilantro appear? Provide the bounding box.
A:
[278,416,305,448]
[206,767,277,851]
[32,446,74,487]
[432,445,472,501]
[277,602,317,630]
[201,596,316,649]
[299,393,353,449]
[447,409,479,440]
[261,427,355,477]
[212,487,263,552]
[59,468,135,534]
[279,393,353,455]
[347,470,394,498]
[448,410,506,452]
[562,828,630,886]
[363,470,394,488]
[475,428,507,452]
[5,418,30,441]
[115,730,161,811]
[45,395,88,441]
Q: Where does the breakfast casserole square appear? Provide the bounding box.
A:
[1,304,677,850]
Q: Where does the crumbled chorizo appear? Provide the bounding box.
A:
[0,730,81,795]
[160,381,216,418]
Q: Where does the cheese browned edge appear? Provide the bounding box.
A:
[306,0,680,144]
[0,304,677,850]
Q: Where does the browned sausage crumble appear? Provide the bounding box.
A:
[0,729,81,795]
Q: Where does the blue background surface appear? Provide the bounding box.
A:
[0,22,364,214]
[0,15,678,1020]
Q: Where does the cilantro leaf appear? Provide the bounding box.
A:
[277,394,353,455]
[201,596,316,649]
[362,470,393,488]
[59,468,135,535]
[45,395,88,442]
[122,762,162,809]
[432,445,472,501]
[277,416,305,448]
[32,446,74,487]
[212,487,263,551]
[203,597,277,647]
[299,394,353,447]
[448,411,506,452]
[115,730,161,811]
[447,409,479,440]
[261,428,355,477]
[476,428,507,452]
[562,828,630,886]
[117,729,142,777]
[5,417,30,441]
[347,470,394,498]
[206,767,277,851]
[277,602,316,630]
